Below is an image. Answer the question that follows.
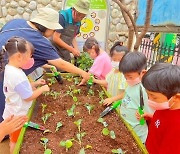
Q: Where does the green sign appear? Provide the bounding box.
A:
[66,0,107,10]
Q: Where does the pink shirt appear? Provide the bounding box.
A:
[89,52,112,80]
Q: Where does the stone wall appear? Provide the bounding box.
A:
[0,0,137,50]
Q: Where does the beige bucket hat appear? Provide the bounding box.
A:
[30,7,63,30]
[74,0,90,14]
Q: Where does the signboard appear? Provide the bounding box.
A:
[62,0,110,51]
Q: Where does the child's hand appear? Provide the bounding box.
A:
[103,98,113,106]
[78,78,86,86]
[135,111,153,120]
[35,79,46,86]
[41,85,50,92]
[0,115,28,136]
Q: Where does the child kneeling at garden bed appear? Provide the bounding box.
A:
[103,52,154,143]
[93,41,128,97]
[142,63,180,154]
[0,37,50,153]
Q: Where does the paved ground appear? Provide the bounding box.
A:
[0,139,10,154]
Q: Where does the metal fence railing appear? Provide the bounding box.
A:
[140,39,180,68]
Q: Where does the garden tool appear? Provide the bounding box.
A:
[87,74,93,89]
[138,86,145,125]
[24,121,46,131]
[50,66,63,84]
[100,100,122,118]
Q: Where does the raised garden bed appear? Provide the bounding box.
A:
[14,74,148,154]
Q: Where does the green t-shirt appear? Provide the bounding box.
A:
[120,83,154,143]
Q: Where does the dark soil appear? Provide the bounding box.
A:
[20,76,142,154]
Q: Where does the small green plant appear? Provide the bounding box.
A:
[41,103,47,113]
[55,122,63,132]
[60,139,74,152]
[97,90,105,104]
[42,113,52,124]
[84,103,94,115]
[74,77,80,85]
[73,88,81,94]
[79,145,93,154]
[74,119,86,147]
[67,104,76,117]
[47,77,56,85]
[102,128,109,136]
[110,130,116,139]
[76,52,94,71]
[73,96,78,102]
[97,118,108,127]
[88,88,94,96]
[112,148,125,154]
[44,90,60,99]
[40,138,52,154]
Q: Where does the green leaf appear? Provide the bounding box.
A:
[73,96,78,102]
[81,132,86,137]
[67,104,76,117]
[43,129,52,134]
[40,138,48,144]
[102,122,108,127]
[97,118,104,123]
[102,128,109,136]
[44,149,52,154]
[76,133,81,142]
[112,148,124,154]
[85,145,92,149]
[110,130,116,139]
[65,140,73,149]
[41,103,47,113]
[59,141,66,147]
[84,103,94,114]
[74,119,82,131]
[56,122,63,132]
[79,148,86,154]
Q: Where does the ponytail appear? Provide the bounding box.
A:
[110,41,129,57]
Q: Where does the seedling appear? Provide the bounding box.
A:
[73,96,78,102]
[88,88,94,96]
[55,122,63,132]
[74,119,86,147]
[102,128,109,136]
[41,103,47,113]
[74,77,80,85]
[67,104,76,117]
[42,113,52,124]
[110,130,116,139]
[44,90,60,100]
[47,77,56,86]
[97,90,105,104]
[84,103,94,115]
[73,89,81,94]
[112,148,125,154]
[97,118,108,127]
[79,145,93,154]
[40,137,52,153]
[60,139,74,152]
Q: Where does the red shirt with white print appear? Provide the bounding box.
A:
[146,109,180,154]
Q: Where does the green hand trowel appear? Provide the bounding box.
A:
[139,86,145,125]
[50,66,63,84]
[87,74,93,89]
[100,100,122,118]
[24,121,46,131]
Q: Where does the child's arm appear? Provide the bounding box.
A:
[0,115,27,142]
[103,91,125,106]
[93,78,108,88]
[31,79,46,89]
[24,85,49,102]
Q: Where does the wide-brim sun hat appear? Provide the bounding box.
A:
[30,7,63,30]
[74,0,90,15]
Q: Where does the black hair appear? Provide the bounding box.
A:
[31,22,47,33]
[83,37,100,55]
[110,41,129,57]
[142,63,180,99]
[119,51,147,73]
[0,37,34,72]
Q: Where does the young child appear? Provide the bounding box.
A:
[0,115,27,142]
[93,42,128,97]
[1,37,50,153]
[103,52,154,143]
[142,63,180,154]
[79,37,112,85]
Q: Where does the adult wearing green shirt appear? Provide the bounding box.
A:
[52,0,90,62]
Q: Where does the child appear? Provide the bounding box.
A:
[1,37,50,153]
[0,115,27,142]
[103,52,154,143]
[142,63,180,154]
[79,37,112,85]
[93,42,128,97]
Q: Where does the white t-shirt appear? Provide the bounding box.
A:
[3,65,33,119]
